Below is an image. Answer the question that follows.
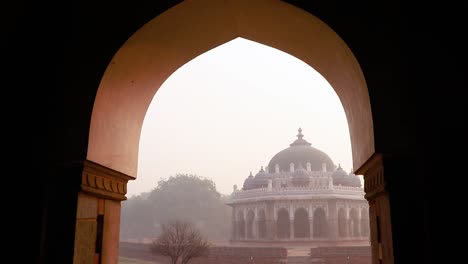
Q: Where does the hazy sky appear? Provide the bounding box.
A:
[128,37,353,197]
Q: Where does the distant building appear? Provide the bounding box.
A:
[227,128,370,247]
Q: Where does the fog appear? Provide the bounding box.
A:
[129,37,354,197]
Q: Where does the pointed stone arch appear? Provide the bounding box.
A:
[87,0,373,178]
[246,210,255,239]
[84,0,374,262]
[277,208,290,239]
[313,207,327,238]
[294,207,310,238]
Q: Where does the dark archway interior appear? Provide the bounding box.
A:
[237,212,245,239]
[277,209,290,239]
[246,211,255,239]
[10,1,465,263]
[294,208,310,238]
[313,208,327,238]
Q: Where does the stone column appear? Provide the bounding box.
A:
[232,221,238,240]
[253,219,258,239]
[357,153,394,264]
[289,204,294,239]
[243,210,247,240]
[74,193,98,264]
[252,207,257,239]
[345,207,350,238]
[357,206,362,237]
[101,200,121,264]
[327,200,338,239]
[231,207,237,240]
[265,201,276,239]
[309,205,314,238]
[74,160,131,264]
[289,217,294,239]
[309,217,314,238]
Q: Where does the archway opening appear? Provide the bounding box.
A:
[277,209,290,239]
[294,208,310,238]
[313,208,327,238]
[88,0,373,180]
[87,0,375,262]
[246,210,255,239]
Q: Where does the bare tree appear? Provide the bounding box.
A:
[150,220,210,264]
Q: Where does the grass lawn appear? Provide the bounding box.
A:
[118,256,160,264]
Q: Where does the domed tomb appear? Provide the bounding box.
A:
[332,165,362,187]
[242,172,255,190]
[252,166,269,188]
[267,128,335,173]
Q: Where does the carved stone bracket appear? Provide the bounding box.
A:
[356,153,385,201]
[81,160,134,201]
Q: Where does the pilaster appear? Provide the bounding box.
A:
[357,153,394,264]
[327,200,338,239]
[309,218,314,238]
[74,160,132,264]
[265,201,276,239]
[289,218,294,239]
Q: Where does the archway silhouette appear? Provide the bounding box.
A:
[85,0,375,262]
[87,0,373,178]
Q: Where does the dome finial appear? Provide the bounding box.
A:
[338,163,342,169]
[290,127,311,146]
[297,127,303,139]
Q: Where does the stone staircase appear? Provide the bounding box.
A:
[287,256,312,264]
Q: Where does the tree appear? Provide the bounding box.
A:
[149,174,230,239]
[120,173,231,241]
[120,193,157,240]
[150,220,210,264]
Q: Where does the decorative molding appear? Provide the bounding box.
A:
[81,160,134,201]
[356,153,386,200]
